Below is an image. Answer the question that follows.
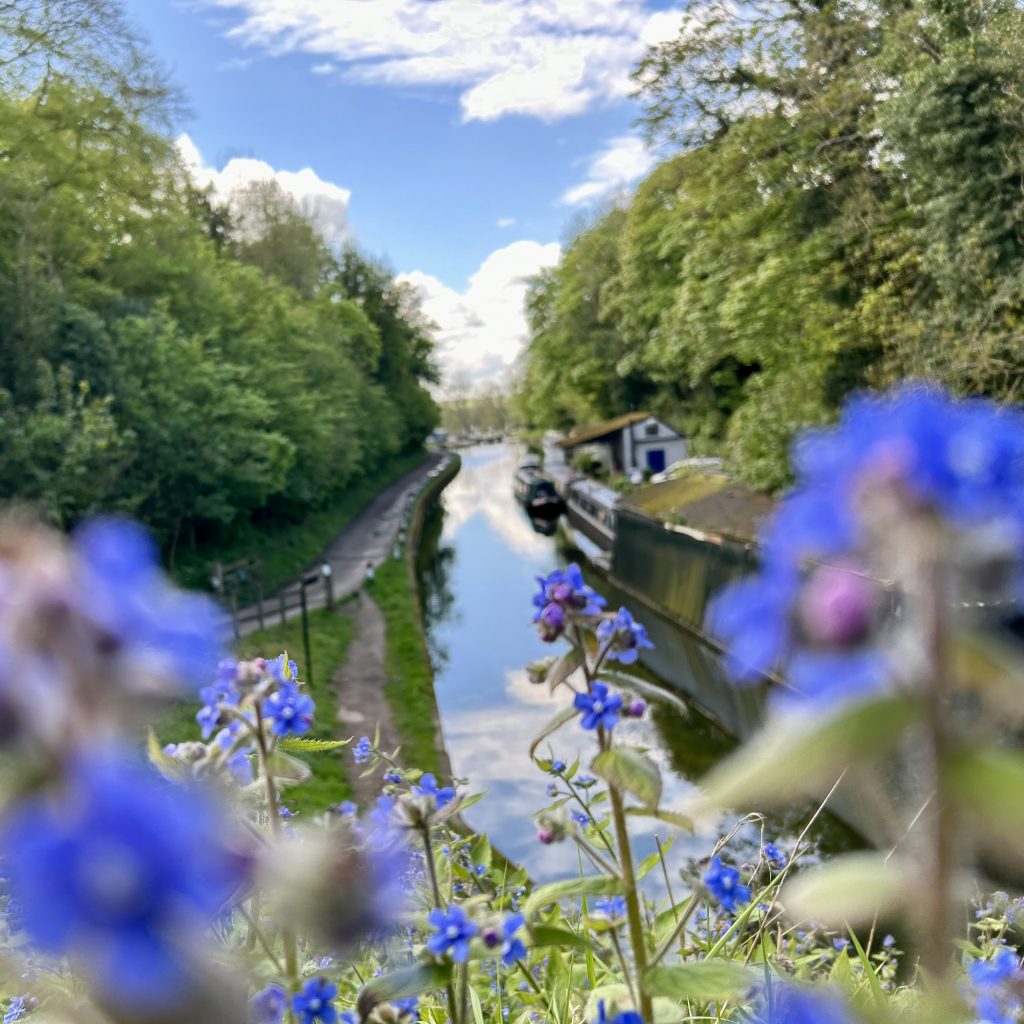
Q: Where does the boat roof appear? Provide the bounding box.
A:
[569,477,622,507]
[618,473,773,543]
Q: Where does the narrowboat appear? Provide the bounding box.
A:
[513,466,564,519]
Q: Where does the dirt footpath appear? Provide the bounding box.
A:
[333,592,401,807]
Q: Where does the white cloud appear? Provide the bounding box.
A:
[310,61,336,75]
[561,133,655,205]
[497,217,516,228]
[176,133,351,245]
[398,239,560,386]
[207,0,684,121]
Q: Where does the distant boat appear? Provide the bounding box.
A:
[513,466,564,519]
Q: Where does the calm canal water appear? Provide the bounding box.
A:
[416,444,851,881]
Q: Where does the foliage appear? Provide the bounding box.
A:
[0,0,439,560]
[517,0,1024,490]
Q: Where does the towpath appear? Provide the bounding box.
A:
[333,593,400,806]
[229,454,442,636]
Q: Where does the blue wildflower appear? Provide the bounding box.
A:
[546,783,558,797]
[72,518,224,686]
[763,843,786,867]
[533,563,606,641]
[427,905,477,962]
[575,773,597,788]
[593,1000,645,1024]
[2,997,27,1024]
[336,801,358,817]
[353,737,373,764]
[497,913,527,966]
[749,984,852,1023]
[413,773,455,809]
[572,811,589,827]
[970,947,1020,988]
[597,608,654,665]
[293,977,338,1024]
[261,682,315,736]
[267,653,299,685]
[533,564,606,619]
[574,682,623,731]
[703,857,751,914]
[384,770,403,784]
[215,725,254,786]
[1,751,243,1012]
[393,997,419,1017]
[550,759,566,774]
[707,385,1024,705]
[250,983,287,1024]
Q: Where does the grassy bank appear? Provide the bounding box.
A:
[368,557,443,777]
[368,455,460,778]
[155,606,356,814]
[171,449,429,597]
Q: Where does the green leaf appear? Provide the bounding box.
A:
[593,747,662,809]
[529,705,579,762]
[357,963,452,1021]
[468,985,485,1024]
[599,669,690,715]
[547,648,582,692]
[642,962,756,1002]
[147,730,188,782]
[529,925,595,950]
[698,695,917,810]
[625,807,693,833]
[784,853,910,926]
[638,835,671,876]
[265,751,312,786]
[523,876,624,916]
[279,737,350,752]
[471,834,492,872]
[948,746,1024,849]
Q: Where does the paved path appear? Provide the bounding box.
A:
[333,593,401,807]
[229,455,442,636]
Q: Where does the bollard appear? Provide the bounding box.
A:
[322,563,334,609]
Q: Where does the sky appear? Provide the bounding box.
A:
[122,0,685,389]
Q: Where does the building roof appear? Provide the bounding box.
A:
[555,412,653,448]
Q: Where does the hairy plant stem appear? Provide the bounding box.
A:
[608,782,653,1020]
[422,827,460,1024]
[254,704,298,981]
[918,550,954,987]
[572,622,652,1019]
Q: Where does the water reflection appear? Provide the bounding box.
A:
[418,444,853,882]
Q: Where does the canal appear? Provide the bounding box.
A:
[416,443,852,881]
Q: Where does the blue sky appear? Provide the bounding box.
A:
[123,0,684,387]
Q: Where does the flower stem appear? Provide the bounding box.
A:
[422,827,459,1024]
[918,549,954,986]
[254,704,298,980]
[608,782,652,1021]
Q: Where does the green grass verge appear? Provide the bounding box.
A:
[170,449,429,597]
[368,555,443,777]
[153,606,356,815]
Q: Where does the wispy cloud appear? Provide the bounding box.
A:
[497,216,516,228]
[206,1,683,121]
[561,133,655,205]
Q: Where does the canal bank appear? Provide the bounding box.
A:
[364,455,460,782]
